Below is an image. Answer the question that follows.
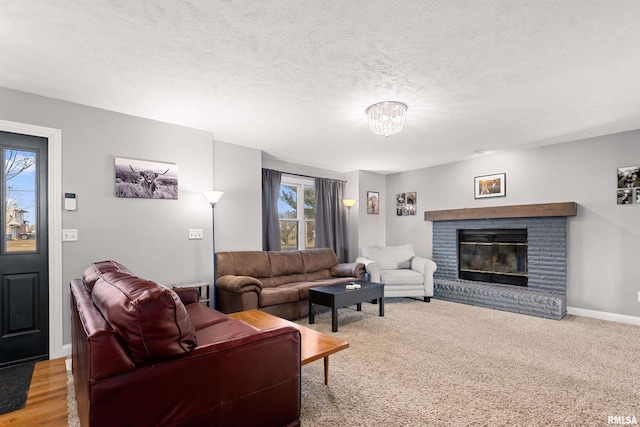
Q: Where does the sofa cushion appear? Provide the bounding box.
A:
[361,244,415,270]
[268,251,305,276]
[91,271,197,364]
[83,260,133,291]
[282,277,354,300]
[217,251,272,278]
[301,248,338,273]
[186,303,230,330]
[379,269,424,286]
[259,287,300,307]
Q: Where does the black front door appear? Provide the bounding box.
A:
[0,131,49,367]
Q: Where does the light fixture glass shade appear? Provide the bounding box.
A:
[342,199,356,208]
[202,191,224,206]
[367,101,408,136]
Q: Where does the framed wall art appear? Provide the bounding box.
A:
[474,173,506,199]
[617,166,640,205]
[366,191,379,214]
[396,191,417,216]
[115,157,178,199]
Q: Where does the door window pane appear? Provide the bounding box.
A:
[4,149,37,252]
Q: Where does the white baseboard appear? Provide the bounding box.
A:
[62,343,72,358]
[567,306,640,326]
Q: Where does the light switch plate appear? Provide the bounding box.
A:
[62,229,78,241]
[188,229,203,240]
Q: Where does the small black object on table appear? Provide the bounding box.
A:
[309,281,384,332]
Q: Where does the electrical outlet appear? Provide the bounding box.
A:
[62,229,78,241]
[188,229,203,240]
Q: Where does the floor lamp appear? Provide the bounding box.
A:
[203,191,224,309]
[342,199,356,261]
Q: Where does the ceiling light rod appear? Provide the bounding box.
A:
[367,101,408,137]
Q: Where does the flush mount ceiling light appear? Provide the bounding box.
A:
[366,101,408,137]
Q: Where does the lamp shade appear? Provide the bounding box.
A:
[342,199,357,208]
[202,191,224,206]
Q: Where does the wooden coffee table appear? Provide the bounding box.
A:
[228,309,348,384]
[309,281,385,332]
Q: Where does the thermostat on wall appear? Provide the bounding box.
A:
[64,193,77,211]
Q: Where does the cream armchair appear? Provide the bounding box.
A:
[356,244,437,301]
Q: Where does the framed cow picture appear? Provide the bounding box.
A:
[115,157,178,199]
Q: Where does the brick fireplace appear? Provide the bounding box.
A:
[425,203,577,320]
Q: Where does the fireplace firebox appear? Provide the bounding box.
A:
[458,229,528,286]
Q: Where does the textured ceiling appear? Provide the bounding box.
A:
[2,1,640,173]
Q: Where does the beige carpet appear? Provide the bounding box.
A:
[296,299,639,426]
[66,299,640,426]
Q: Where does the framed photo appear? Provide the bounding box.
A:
[616,166,640,205]
[406,192,416,205]
[474,173,506,199]
[396,191,417,215]
[115,157,178,199]
[617,189,633,205]
[367,191,379,214]
[617,166,640,189]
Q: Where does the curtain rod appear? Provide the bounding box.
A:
[268,168,347,183]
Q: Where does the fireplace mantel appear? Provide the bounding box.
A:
[424,202,577,222]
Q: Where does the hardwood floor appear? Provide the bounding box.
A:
[0,358,69,427]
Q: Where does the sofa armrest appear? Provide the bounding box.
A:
[411,256,437,295]
[410,256,437,276]
[173,287,200,305]
[330,262,365,279]
[216,275,263,294]
[89,325,301,427]
[355,257,381,283]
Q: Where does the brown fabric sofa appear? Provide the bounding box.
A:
[70,260,301,427]
[216,248,365,319]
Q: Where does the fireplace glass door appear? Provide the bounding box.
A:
[458,229,528,286]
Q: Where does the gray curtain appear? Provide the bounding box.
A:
[262,168,282,251]
[315,177,347,262]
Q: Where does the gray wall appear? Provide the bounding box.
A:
[213,140,262,251]
[386,131,640,318]
[351,170,387,258]
[0,87,216,345]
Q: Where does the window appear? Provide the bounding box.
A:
[278,176,315,250]
[4,148,38,253]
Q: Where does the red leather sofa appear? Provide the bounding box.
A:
[70,260,301,427]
